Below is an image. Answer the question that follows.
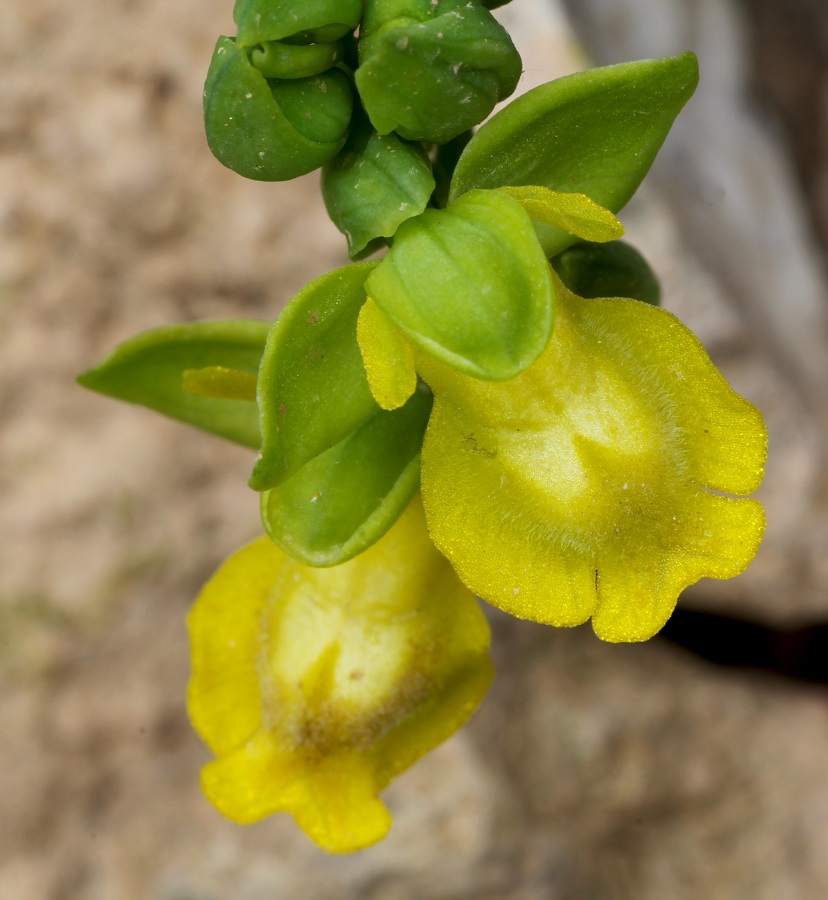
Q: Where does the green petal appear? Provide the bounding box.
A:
[77,320,269,449]
[260,384,432,566]
[250,262,380,491]
[450,54,699,256]
[366,189,555,380]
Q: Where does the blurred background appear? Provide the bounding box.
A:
[2,0,828,896]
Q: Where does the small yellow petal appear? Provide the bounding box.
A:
[182,366,258,401]
[417,280,767,642]
[357,298,418,410]
[187,497,493,852]
[497,186,625,243]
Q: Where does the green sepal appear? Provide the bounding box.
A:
[356,0,521,144]
[77,320,270,449]
[250,262,380,491]
[204,37,352,182]
[552,240,662,306]
[322,118,435,260]
[234,0,362,46]
[449,53,699,256]
[365,188,554,380]
[260,383,432,566]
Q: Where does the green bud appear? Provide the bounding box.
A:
[322,116,436,259]
[356,0,521,144]
[234,0,362,46]
[204,37,352,182]
[552,240,662,306]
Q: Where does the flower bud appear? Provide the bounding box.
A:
[234,0,363,46]
[322,115,435,259]
[356,0,521,144]
[204,37,352,181]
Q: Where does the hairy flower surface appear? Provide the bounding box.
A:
[417,280,767,642]
[187,498,493,853]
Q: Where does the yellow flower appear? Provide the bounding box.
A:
[187,497,493,853]
[416,279,767,642]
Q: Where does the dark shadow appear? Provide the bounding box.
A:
[658,608,828,686]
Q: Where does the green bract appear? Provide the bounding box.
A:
[234,0,363,46]
[365,189,555,380]
[450,53,699,256]
[356,0,521,144]
[77,321,270,449]
[204,37,352,182]
[250,263,380,491]
[553,240,662,306]
[260,384,432,566]
[322,118,435,260]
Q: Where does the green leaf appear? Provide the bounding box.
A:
[450,53,699,256]
[260,383,433,566]
[365,188,554,380]
[322,118,435,260]
[234,0,362,46]
[249,262,380,491]
[356,0,521,144]
[204,37,352,182]
[552,240,661,306]
[77,321,270,449]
